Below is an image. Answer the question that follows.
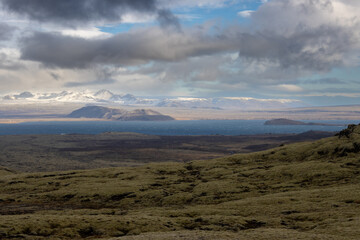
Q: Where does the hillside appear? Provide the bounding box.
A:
[67,106,174,121]
[0,125,360,239]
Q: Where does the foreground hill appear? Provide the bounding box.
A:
[67,106,174,121]
[0,125,360,239]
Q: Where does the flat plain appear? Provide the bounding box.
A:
[0,131,333,172]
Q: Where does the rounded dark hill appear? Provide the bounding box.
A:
[264,118,306,125]
[264,118,344,126]
[67,106,116,119]
[67,105,174,121]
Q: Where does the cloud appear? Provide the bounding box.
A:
[236,0,360,71]
[273,84,304,92]
[17,0,360,73]
[0,0,183,30]
[66,65,121,87]
[64,78,116,87]
[302,78,345,85]
[137,54,234,82]
[3,0,360,100]
[0,52,24,70]
[0,48,25,70]
[134,53,306,97]
[0,23,16,41]
[237,10,255,18]
[157,9,182,31]
[237,25,357,71]
[60,27,112,39]
[158,0,232,9]
[19,27,236,69]
[0,0,157,26]
[64,66,122,87]
[49,72,60,81]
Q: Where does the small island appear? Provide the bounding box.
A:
[264,118,344,126]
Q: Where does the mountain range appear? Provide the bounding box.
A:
[1,89,304,110]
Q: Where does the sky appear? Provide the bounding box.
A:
[0,0,359,106]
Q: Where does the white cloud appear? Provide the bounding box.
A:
[61,27,112,39]
[274,84,304,92]
[121,13,156,24]
[237,10,255,18]
[158,0,231,9]
[252,0,360,36]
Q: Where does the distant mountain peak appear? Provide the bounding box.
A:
[17,92,34,98]
[95,89,114,96]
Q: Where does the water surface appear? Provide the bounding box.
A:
[0,120,355,136]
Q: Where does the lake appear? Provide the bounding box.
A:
[0,120,356,136]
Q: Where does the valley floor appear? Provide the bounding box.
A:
[0,132,333,172]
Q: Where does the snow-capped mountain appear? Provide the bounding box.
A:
[2,90,152,105]
[1,90,304,109]
[157,97,303,109]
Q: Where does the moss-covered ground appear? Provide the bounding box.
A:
[0,125,359,239]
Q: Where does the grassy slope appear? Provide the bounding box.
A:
[0,125,360,239]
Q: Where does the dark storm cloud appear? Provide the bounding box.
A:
[0,23,16,41]
[157,9,181,31]
[0,0,157,25]
[20,29,235,69]
[0,0,182,29]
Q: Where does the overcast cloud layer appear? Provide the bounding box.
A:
[0,0,359,105]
